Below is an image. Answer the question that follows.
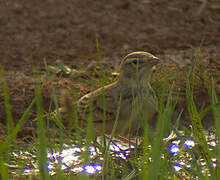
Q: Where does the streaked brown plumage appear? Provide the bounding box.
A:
[76,51,160,136]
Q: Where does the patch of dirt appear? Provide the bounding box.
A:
[0,0,219,139]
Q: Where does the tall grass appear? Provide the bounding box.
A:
[0,67,37,180]
[0,51,219,179]
[210,79,220,178]
[34,72,50,180]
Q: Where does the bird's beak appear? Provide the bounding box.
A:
[152,57,160,65]
[151,57,160,71]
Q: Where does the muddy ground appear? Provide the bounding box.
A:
[0,0,219,139]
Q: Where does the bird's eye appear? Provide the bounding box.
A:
[132,59,144,66]
[132,59,138,65]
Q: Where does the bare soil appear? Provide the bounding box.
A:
[0,0,219,140]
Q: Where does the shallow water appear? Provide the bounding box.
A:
[9,130,218,178]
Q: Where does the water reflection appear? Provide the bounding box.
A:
[46,145,103,174]
[184,139,195,148]
[169,144,179,155]
[40,138,135,175]
[13,132,218,177]
[168,136,218,175]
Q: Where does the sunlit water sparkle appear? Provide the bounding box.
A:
[168,136,218,175]
[11,132,218,177]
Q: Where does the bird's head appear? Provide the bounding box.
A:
[119,51,160,85]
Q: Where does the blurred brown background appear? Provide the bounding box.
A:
[0,0,219,73]
[0,0,219,133]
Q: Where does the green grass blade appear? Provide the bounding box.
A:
[0,97,36,153]
[0,67,14,133]
[199,104,219,121]
[0,156,10,180]
[35,80,50,180]
[50,89,65,130]
[102,95,121,180]
[0,97,36,179]
[147,88,177,179]
[210,79,220,178]
[186,63,212,176]
[85,99,96,145]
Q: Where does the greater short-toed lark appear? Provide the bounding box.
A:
[76,51,160,136]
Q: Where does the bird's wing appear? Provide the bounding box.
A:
[77,82,119,123]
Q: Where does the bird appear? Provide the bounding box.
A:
[74,51,160,137]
